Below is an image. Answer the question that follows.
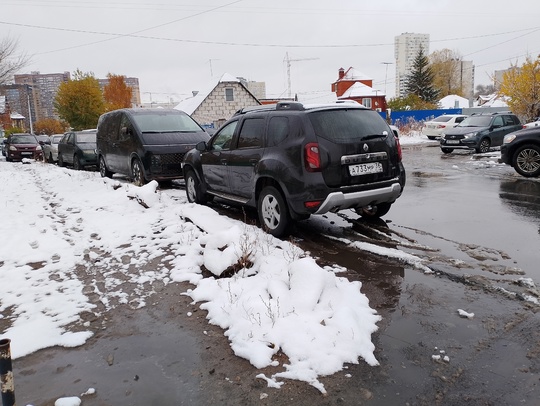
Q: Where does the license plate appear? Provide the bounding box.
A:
[446,140,460,145]
[349,162,383,176]
[21,152,32,155]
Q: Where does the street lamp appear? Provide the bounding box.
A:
[26,85,34,134]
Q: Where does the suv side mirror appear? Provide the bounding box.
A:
[196,141,207,151]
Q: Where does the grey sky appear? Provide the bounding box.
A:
[2,0,539,103]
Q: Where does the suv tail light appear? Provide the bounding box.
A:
[395,136,402,162]
[304,143,321,172]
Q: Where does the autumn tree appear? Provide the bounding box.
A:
[0,36,30,86]
[429,49,465,98]
[103,73,132,111]
[33,118,69,135]
[498,56,540,123]
[388,94,439,111]
[404,47,439,107]
[54,69,105,130]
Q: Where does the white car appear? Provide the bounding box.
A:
[421,114,468,140]
[522,118,540,129]
[42,134,64,163]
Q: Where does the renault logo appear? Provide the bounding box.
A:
[363,144,369,152]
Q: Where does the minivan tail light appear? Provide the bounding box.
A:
[305,143,321,172]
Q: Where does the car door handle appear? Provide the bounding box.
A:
[220,159,227,165]
[249,159,257,165]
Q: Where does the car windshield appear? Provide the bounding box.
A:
[10,135,37,144]
[52,136,63,143]
[432,116,453,123]
[77,132,96,143]
[457,116,492,127]
[132,112,202,133]
[308,109,390,142]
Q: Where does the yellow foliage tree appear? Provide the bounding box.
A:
[498,56,540,122]
[430,49,465,98]
[34,118,69,135]
[54,69,105,130]
[103,73,132,111]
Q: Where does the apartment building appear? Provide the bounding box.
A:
[394,33,430,98]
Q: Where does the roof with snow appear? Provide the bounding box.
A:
[174,73,244,115]
[338,82,385,98]
[340,67,372,81]
[438,94,470,109]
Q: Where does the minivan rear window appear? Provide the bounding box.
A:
[308,109,390,142]
[132,113,202,133]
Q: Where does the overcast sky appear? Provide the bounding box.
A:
[1,0,539,104]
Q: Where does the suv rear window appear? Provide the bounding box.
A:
[308,109,390,142]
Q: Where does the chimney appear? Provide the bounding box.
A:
[338,68,345,80]
[192,91,199,97]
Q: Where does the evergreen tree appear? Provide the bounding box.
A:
[405,47,440,105]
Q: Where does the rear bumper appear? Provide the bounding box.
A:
[314,182,402,214]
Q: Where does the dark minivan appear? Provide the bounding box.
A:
[96,108,209,185]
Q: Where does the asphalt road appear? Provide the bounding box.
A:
[9,142,540,406]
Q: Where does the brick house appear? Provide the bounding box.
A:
[175,73,260,131]
[331,67,387,112]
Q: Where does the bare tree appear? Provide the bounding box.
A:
[0,36,30,86]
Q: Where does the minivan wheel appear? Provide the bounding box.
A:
[357,202,392,219]
[476,138,491,153]
[513,144,540,177]
[99,156,113,178]
[131,158,146,186]
[258,186,290,238]
[73,155,82,170]
[58,154,65,167]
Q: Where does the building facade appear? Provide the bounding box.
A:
[0,84,36,133]
[394,33,430,98]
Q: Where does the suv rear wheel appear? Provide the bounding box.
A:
[258,186,290,237]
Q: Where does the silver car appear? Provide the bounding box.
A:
[42,134,64,163]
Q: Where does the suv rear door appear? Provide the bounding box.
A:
[227,116,266,199]
[307,108,400,188]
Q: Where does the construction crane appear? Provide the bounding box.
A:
[284,52,319,98]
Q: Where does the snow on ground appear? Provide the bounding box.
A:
[0,158,427,396]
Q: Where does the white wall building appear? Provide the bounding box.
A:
[394,33,430,98]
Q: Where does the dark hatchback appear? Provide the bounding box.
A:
[499,127,540,177]
[4,133,43,161]
[183,101,405,237]
[440,112,522,154]
[58,130,98,170]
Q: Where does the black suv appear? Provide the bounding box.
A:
[440,112,521,154]
[183,101,406,237]
[499,127,540,177]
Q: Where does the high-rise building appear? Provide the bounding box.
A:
[394,33,430,98]
[14,72,70,125]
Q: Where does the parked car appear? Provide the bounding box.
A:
[522,118,540,129]
[421,114,468,140]
[1,138,6,157]
[499,127,540,177]
[183,101,406,237]
[4,133,43,162]
[57,130,98,170]
[439,112,522,154]
[96,108,210,185]
[42,134,64,163]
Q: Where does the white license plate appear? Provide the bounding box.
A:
[446,140,460,145]
[21,152,32,155]
[349,162,383,176]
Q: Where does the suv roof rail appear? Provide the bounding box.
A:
[234,101,305,116]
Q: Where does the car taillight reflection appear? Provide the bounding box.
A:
[395,136,402,161]
[304,142,321,172]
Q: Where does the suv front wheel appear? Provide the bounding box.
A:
[258,186,290,237]
[513,144,540,177]
[185,169,208,204]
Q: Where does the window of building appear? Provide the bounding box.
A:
[362,98,372,109]
[225,88,234,101]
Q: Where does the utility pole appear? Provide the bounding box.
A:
[382,62,393,95]
[284,52,319,98]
